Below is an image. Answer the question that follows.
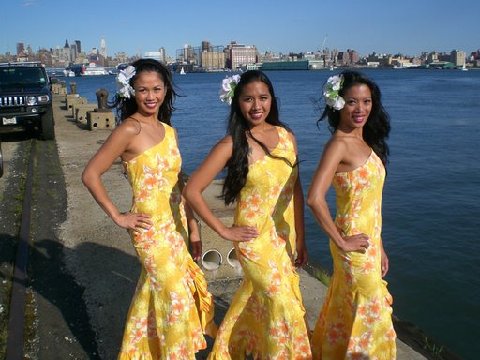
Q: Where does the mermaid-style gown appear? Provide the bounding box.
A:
[208,127,311,360]
[118,124,216,359]
[311,150,396,359]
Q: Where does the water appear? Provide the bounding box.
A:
[63,69,480,359]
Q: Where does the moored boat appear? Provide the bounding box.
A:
[82,63,108,76]
[63,69,75,77]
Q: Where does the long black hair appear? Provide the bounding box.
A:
[110,58,177,125]
[319,70,390,166]
[221,70,293,205]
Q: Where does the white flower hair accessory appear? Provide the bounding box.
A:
[116,65,136,99]
[219,74,241,105]
[323,74,345,110]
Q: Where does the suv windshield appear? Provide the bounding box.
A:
[0,67,47,86]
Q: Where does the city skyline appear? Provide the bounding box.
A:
[0,0,478,58]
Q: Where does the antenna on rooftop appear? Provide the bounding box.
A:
[320,34,329,68]
[321,34,328,51]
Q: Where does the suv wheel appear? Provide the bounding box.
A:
[40,107,55,140]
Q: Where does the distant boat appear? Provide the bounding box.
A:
[180,67,186,75]
[82,63,108,76]
[63,69,75,77]
[460,62,468,71]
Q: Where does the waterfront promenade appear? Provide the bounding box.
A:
[31,95,429,358]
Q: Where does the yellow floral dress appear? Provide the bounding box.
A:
[118,124,216,360]
[209,126,311,360]
[311,151,396,359]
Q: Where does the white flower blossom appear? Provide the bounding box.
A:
[116,65,136,99]
[323,74,345,110]
[219,74,241,105]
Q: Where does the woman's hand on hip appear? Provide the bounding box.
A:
[219,225,258,242]
[339,233,370,253]
[114,212,152,232]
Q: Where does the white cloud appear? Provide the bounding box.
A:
[22,0,37,7]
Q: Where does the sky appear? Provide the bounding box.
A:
[0,0,478,58]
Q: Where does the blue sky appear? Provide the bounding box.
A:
[0,0,478,58]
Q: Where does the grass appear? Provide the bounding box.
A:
[421,335,447,359]
[304,263,331,287]
[0,141,31,358]
[23,289,38,358]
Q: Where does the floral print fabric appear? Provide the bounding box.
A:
[311,151,396,359]
[118,124,216,360]
[208,127,311,360]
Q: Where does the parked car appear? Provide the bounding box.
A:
[0,61,54,140]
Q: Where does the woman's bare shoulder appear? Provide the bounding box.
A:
[324,135,349,153]
[216,135,233,147]
[117,117,142,136]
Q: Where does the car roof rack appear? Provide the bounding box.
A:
[0,61,44,67]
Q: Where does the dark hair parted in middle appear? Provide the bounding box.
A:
[111,58,177,125]
[221,70,295,205]
[319,70,391,166]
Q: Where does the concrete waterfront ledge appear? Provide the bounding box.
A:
[51,93,430,359]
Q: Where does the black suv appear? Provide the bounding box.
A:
[0,62,54,140]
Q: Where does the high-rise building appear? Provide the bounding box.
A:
[75,40,82,54]
[451,50,466,67]
[226,42,257,70]
[16,42,25,55]
[201,48,225,70]
[99,38,107,59]
[70,44,77,62]
[159,47,166,63]
[202,41,212,52]
[115,52,129,64]
[176,44,197,65]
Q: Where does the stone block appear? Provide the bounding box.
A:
[51,83,66,95]
[70,98,89,117]
[75,104,97,124]
[86,111,116,130]
[65,94,80,109]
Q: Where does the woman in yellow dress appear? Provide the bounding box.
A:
[307,71,396,359]
[82,58,216,359]
[184,70,311,359]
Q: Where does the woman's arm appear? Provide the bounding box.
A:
[185,201,202,261]
[293,172,307,267]
[183,138,258,242]
[82,124,152,231]
[306,140,369,253]
[178,171,202,261]
[380,238,389,277]
[290,133,307,267]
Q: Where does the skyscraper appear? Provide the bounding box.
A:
[99,38,107,59]
[16,42,25,55]
[75,40,82,54]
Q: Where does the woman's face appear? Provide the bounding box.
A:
[238,81,272,128]
[338,83,372,131]
[133,71,167,116]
